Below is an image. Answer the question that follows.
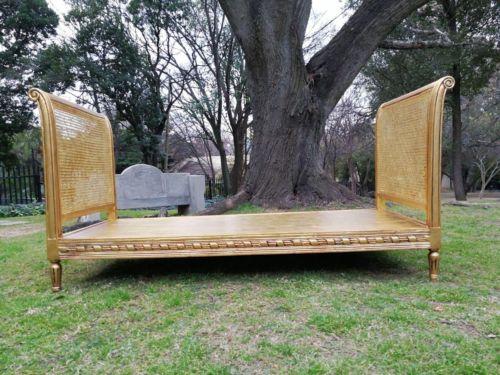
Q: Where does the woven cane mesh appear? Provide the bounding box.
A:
[52,101,114,217]
[376,88,432,209]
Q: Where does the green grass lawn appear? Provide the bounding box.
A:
[0,205,498,374]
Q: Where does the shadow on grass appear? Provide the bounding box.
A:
[85,250,422,284]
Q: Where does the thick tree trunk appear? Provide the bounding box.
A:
[230,126,246,194]
[163,117,170,172]
[198,190,251,215]
[347,157,359,195]
[246,83,356,206]
[451,64,466,201]
[218,142,232,196]
[444,0,466,201]
[218,0,429,207]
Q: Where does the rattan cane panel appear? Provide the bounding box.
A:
[377,89,432,208]
[53,104,114,217]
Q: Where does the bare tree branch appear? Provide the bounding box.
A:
[306,0,430,114]
[379,39,494,50]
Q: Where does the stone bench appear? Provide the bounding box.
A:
[115,164,204,215]
[29,76,455,291]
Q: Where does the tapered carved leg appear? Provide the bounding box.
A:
[428,250,439,281]
[50,261,62,292]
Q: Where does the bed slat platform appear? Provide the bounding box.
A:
[59,209,430,258]
[29,76,455,291]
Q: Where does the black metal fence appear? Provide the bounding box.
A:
[205,176,226,199]
[1,165,227,205]
[0,161,43,205]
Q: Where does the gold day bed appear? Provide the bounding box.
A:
[29,76,455,291]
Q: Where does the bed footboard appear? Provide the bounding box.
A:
[375,76,455,279]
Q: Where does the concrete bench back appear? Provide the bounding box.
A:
[116,164,205,214]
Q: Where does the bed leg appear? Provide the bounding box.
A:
[428,250,439,282]
[50,261,62,292]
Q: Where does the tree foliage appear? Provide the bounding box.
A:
[38,0,187,167]
[462,72,500,195]
[169,0,250,194]
[359,0,499,199]
[38,0,249,197]
[0,0,58,166]
[362,0,499,105]
[322,89,374,196]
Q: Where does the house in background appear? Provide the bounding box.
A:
[171,156,235,179]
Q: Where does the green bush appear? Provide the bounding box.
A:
[0,203,45,217]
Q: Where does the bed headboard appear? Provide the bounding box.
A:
[29,89,117,240]
[375,76,455,228]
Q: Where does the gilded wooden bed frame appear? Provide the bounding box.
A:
[29,76,455,291]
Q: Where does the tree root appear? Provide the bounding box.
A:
[198,177,366,215]
[197,190,251,215]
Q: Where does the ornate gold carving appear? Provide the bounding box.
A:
[442,76,455,89]
[428,250,439,281]
[58,232,431,254]
[50,262,62,292]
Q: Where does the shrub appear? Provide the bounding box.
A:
[0,203,45,217]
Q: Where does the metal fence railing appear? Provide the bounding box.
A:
[0,161,43,205]
[1,165,232,205]
[205,176,226,199]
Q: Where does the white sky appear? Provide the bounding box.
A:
[45,0,358,106]
[42,0,367,133]
[311,0,349,27]
[47,0,348,42]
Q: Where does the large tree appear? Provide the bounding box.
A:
[217,0,429,207]
[0,0,58,167]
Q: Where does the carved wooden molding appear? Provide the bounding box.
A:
[59,233,431,253]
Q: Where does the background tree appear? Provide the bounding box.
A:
[39,0,187,168]
[359,0,499,200]
[171,0,250,195]
[171,112,219,179]
[39,0,249,192]
[216,0,430,207]
[0,0,58,167]
[462,72,500,197]
[322,88,374,196]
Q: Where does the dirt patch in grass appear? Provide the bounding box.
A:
[439,319,482,337]
[0,223,44,238]
[484,220,500,226]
